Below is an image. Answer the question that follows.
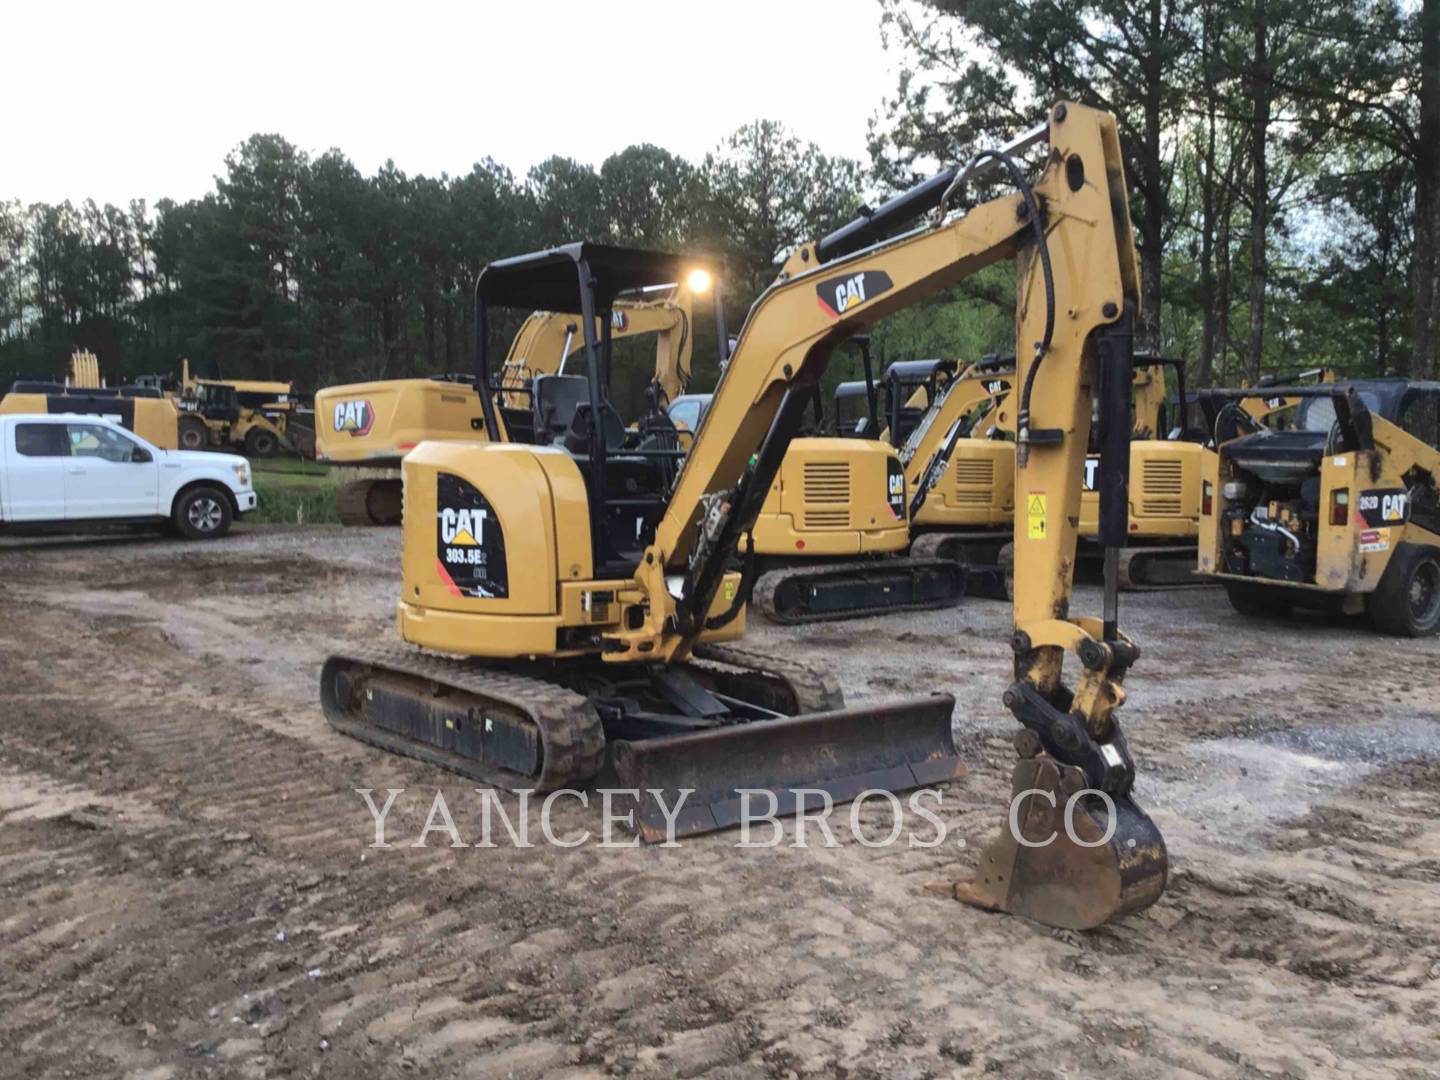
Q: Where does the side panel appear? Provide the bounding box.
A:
[913,439,1014,529]
[1079,440,1203,540]
[401,442,581,618]
[752,437,908,556]
[316,379,487,465]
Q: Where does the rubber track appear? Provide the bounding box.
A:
[335,479,402,527]
[1117,546,1211,591]
[691,642,844,714]
[323,645,606,792]
[751,557,965,625]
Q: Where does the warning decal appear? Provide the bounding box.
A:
[1027,493,1048,539]
[436,472,508,598]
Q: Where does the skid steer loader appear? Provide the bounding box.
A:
[322,103,1168,930]
[1198,380,1440,635]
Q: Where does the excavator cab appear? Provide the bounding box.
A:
[882,359,957,444]
[471,247,724,575]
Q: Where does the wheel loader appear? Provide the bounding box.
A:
[321,103,1167,931]
[137,360,314,458]
[314,280,712,525]
[1197,379,1440,635]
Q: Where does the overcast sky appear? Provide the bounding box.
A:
[9,0,903,207]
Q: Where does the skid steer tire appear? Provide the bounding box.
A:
[245,427,280,458]
[178,416,209,451]
[1223,581,1288,619]
[1367,544,1440,638]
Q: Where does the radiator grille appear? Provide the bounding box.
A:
[802,461,851,530]
[955,459,994,485]
[802,462,850,503]
[1141,459,1185,516]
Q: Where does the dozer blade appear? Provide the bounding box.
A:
[932,755,1167,930]
[607,693,963,842]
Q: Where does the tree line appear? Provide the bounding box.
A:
[874,0,1440,384]
[2,0,1437,396]
[0,125,862,394]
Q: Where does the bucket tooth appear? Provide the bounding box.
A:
[932,755,1167,930]
[606,693,964,842]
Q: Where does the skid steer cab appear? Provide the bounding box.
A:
[1198,380,1440,635]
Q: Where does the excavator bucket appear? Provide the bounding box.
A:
[607,693,964,842]
[930,754,1167,930]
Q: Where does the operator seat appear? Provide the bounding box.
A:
[533,374,592,443]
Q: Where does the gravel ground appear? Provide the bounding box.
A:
[1,524,1437,1079]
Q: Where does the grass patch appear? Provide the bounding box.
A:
[250,461,343,525]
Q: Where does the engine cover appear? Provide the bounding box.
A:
[401,442,593,616]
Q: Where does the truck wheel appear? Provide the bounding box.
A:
[178,416,209,450]
[1367,545,1440,637]
[174,485,233,540]
[245,427,279,458]
[1223,581,1287,618]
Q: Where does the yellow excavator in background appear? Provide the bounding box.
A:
[663,340,967,623]
[315,282,708,525]
[0,351,181,449]
[321,103,1165,931]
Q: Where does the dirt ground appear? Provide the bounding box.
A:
[1,525,1438,1080]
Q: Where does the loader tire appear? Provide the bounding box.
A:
[1367,544,1440,638]
[245,427,280,458]
[178,416,209,451]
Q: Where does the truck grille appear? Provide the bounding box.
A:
[1140,459,1184,516]
[803,461,851,529]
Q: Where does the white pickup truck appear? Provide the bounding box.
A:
[0,413,258,539]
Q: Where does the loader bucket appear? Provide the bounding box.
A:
[931,755,1167,929]
[607,693,964,842]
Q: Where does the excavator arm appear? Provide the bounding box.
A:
[499,284,698,403]
[608,102,1166,929]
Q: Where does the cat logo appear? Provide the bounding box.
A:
[333,398,374,437]
[611,310,629,331]
[984,379,1009,395]
[1083,458,1099,491]
[1358,489,1409,526]
[439,507,488,547]
[815,270,894,318]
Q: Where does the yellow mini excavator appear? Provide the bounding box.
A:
[322,103,1167,930]
[315,280,710,525]
[663,341,967,624]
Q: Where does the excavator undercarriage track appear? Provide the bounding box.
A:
[909,531,1012,601]
[322,644,964,842]
[321,646,607,792]
[1113,545,1210,590]
[752,557,966,624]
[336,478,404,527]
